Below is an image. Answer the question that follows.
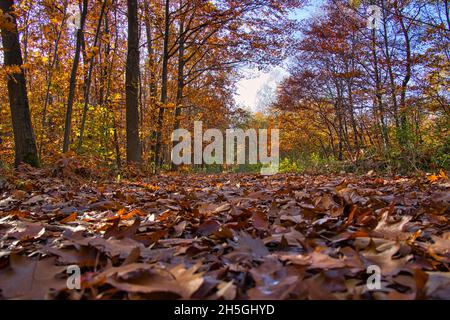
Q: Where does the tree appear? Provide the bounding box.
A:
[154,0,170,171]
[125,0,142,164]
[63,0,89,153]
[77,0,108,152]
[0,0,39,167]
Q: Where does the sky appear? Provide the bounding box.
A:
[234,2,323,112]
[234,66,288,113]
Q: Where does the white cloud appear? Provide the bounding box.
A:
[235,66,288,112]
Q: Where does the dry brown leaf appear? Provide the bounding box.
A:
[0,255,66,299]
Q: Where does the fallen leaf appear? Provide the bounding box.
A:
[0,255,66,299]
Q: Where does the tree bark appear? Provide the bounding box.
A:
[125,0,142,164]
[171,5,185,171]
[154,0,170,171]
[0,0,39,167]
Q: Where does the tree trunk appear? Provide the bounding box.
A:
[371,27,389,150]
[77,0,107,152]
[154,0,170,171]
[0,0,39,167]
[144,2,158,105]
[63,0,88,153]
[395,3,412,146]
[103,4,121,169]
[381,1,399,129]
[144,1,158,155]
[171,7,185,171]
[125,0,142,164]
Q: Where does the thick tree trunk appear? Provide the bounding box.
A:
[63,0,88,153]
[0,0,39,167]
[125,0,141,164]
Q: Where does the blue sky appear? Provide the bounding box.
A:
[234,1,323,112]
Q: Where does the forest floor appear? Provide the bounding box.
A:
[0,160,449,299]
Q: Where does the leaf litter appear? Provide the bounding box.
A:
[0,164,449,299]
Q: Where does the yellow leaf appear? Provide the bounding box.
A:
[428,170,448,182]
